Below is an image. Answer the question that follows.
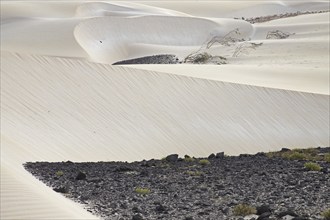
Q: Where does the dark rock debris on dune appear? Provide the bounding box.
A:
[24,147,330,220]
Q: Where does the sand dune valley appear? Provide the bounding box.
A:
[1,0,330,219]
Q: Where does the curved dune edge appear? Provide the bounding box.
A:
[136,1,330,18]
[125,64,329,95]
[73,16,254,63]
[75,1,189,17]
[1,52,329,219]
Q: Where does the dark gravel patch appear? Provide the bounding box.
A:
[24,147,330,220]
[113,54,180,65]
[244,10,330,24]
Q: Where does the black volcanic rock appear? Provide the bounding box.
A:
[216,152,225,158]
[278,210,298,218]
[24,147,330,220]
[53,186,68,193]
[132,214,143,220]
[75,171,86,180]
[113,54,179,65]
[257,205,272,215]
[165,154,178,162]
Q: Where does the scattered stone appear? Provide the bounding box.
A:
[278,210,298,218]
[132,214,143,220]
[257,205,272,215]
[24,147,330,220]
[75,171,86,180]
[165,154,179,162]
[244,214,259,220]
[216,152,225,158]
[53,186,68,193]
[257,212,272,219]
[155,204,167,213]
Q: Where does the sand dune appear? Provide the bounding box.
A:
[75,2,189,17]
[128,64,329,95]
[1,52,329,218]
[74,16,253,63]
[1,1,329,219]
[2,52,329,160]
[137,1,330,18]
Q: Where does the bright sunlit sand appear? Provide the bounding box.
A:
[1,1,329,219]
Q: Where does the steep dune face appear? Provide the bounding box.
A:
[2,52,329,164]
[1,1,329,219]
[0,157,99,220]
[1,53,329,219]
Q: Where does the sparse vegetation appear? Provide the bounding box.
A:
[284,151,307,160]
[184,28,263,64]
[184,156,195,162]
[304,162,322,171]
[322,209,330,220]
[55,171,64,176]
[206,28,243,48]
[186,171,203,176]
[232,42,263,57]
[199,159,210,165]
[184,52,226,65]
[266,30,294,39]
[325,153,330,163]
[233,204,256,216]
[135,187,151,195]
[266,147,328,162]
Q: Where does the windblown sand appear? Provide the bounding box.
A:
[1,1,329,219]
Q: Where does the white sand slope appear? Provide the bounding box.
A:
[1,1,329,219]
[128,64,329,95]
[129,12,329,95]
[1,52,329,218]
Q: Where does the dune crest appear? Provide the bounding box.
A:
[75,2,189,17]
[74,16,253,63]
[1,1,329,219]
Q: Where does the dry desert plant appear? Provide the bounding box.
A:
[232,42,263,57]
[184,28,263,63]
[266,30,295,39]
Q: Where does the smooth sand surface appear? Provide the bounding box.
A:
[1,1,329,219]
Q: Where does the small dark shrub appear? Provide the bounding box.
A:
[304,162,322,171]
[186,171,203,176]
[233,204,256,216]
[322,209,330,220]
[55,171,64,176]
[199,159,210,165]
[135,187,151,195]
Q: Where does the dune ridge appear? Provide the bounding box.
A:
[2,51,329,162]
[2,51,329,219]
[73,16,253,63]
[1,1,330,219]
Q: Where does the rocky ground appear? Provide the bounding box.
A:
[244,10,330,24]
[24,147,330,220]
[113,54,180,65]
